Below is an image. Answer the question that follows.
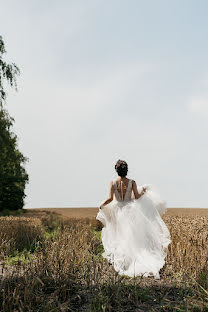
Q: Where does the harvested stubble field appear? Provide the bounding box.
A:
[1,208,208,311]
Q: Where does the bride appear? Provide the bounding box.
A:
[96,160,171,279]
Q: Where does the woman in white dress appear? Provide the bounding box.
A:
[96,160,171,279]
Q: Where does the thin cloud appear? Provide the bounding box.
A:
[187,98,208,114]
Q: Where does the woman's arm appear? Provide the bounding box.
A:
[132,180,146,199]
[99,181,114,209]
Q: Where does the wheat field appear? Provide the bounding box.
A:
[28,207,208,218]
[1,208,208,311]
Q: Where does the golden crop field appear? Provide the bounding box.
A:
[27,207,208,218]
[1,208,208,311]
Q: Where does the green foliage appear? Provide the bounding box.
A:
[0,36,28,211]
[0,107,29,211]
[0,208,27,216]
[0,35,20,107]
[91,228,105,257]
[6,249,32,265]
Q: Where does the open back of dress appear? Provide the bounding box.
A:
[113,179,132,201]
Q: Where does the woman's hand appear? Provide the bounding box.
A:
[139,187,146,197]
[142,187,146,195]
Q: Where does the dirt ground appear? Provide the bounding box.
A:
[26,207,208,219]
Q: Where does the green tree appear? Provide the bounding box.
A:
[0,35,28,211]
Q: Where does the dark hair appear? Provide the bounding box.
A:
[115,160,128,177]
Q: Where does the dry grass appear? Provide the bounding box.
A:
[164,214,208,278]
[0,216,43,257]
[1,208,208,311]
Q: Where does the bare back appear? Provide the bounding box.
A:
[114,178,132,201]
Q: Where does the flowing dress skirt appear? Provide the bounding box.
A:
[96,184,171,279]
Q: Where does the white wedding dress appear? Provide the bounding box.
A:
[96,180,171,279]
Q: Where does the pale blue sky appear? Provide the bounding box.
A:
[1,0,208,208]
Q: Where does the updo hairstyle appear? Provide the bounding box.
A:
[115,160,128,177]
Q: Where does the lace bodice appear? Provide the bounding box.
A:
[113,179,133,201]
